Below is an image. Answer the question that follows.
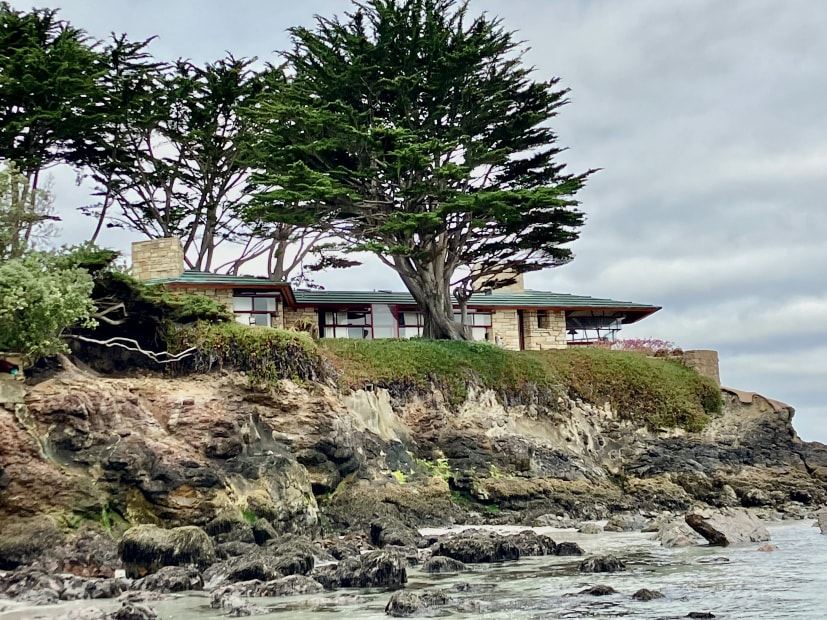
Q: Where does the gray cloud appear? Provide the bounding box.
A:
[7,0,826,441]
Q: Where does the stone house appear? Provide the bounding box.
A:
[132,238,660,350]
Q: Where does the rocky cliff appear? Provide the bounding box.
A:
[1,362,825,538]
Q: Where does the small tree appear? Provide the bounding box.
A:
[0,251,97,361]
[244,0,593,339]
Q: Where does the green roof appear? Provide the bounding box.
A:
[147,271,659,324]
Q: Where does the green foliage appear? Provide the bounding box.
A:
[0,251,96,361]
[244,0,593,338]
[172,321,328,384]
[391,470,408,484]
[322,339,721,432]
[241,508,257,525]
[0,162,58,260]
[419,457,452,482]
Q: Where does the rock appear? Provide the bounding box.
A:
[59,526,123,578]
[603,513,648,532]
[252,519,278,545]
[328,541,361,560]
[0,517,63,569]
[133,566,203,592]
[257,574,325,597]
[314,549,407,589]
[370,517,423,548]
[268,537,315,576]
[505,530,557,556]
[757,544,778,552]
[385,589,451,617]
[817,510,827,534]
[110,604,160,620]
[217,541,259,559]
[687,613,715,619]
[0,565,125,602]
[578,555,626,573]
[657,519,703,548]
[580,584,617,595]
[203,550,282,585]
[685,508,771,546]
[422,556,467,573]
[632,588,664,601]
[119,525,216,578]
[211,593,265,617]
[204,514,256,545]
[578,523,603,534]
[432,529,520,563]
[554,541,585,556]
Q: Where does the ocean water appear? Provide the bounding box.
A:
[6,520,826,620]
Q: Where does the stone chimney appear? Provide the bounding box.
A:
[682,350,721,386]
[131,238,185,281]
[472,267,525,292]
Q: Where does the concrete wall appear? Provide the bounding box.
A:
[682,349,721,386]
[132,238,184,281]
[522,309,567,350]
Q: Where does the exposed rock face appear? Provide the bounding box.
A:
[431,530,521,563]
[817,510,827,534]
[313,549,407,590]
[685,507,771,546]
[1,368,825,539]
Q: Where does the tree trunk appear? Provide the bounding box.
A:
[394,256,468,340]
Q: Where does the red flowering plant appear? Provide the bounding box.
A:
[610,338,682,357]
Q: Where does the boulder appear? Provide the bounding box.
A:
[133,566,203,593]
[431,529,520,563]
[209,575,325,600]
[422,556,467,574]
[267,537,315,576]
[603,513,648,532]
[118,525,215,578]
[252,519,278,545]
[0,517,63,570]
[578,555,626,573]
[817,510,827,534]
[632,588,665,601]
[314,549,407,589]
[505,530,557,556]
[685,507,770,546]
[385,589,451,617]
[578,523,603,535]
[370,517,423,549]
[203,550,282,585]
[656,519,703,548]
[554,541,585,556]
[580,585,617,596]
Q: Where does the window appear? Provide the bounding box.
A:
[321,308,372,339]
[398,310,491,341]
[537,310,549,329]
[233,292,279,327]
[397,311,423,339]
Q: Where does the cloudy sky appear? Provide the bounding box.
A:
[8,0,827,441]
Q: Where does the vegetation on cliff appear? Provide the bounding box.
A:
[172,323,720,432]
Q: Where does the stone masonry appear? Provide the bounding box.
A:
[131,238,185,281]
[522,309,567,350]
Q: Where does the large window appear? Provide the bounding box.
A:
[322,309,372,339]
[233,292,279,327]
[397,310,492,340]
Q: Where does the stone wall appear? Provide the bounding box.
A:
[522,309,567,350]
[283,307,318,332]
[490,309,520,350]
[178,287,234,314]
[131,238,184,281]
[682,349,721,386]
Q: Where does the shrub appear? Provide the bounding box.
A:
[0,252,96,361]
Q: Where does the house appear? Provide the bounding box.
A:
[132,238,660,350]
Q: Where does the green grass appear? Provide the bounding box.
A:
[322,339,721,432]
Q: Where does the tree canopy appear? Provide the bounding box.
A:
[243,0,593,338]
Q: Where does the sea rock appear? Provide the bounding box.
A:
[554,541,585,556]
[578,523,604,534]
[422,556,467,573]
[817,510,827,534]
[580,584,617,596]
[431,529,520,563]
[0,517,63,569]
[55,604,159,620]
[370,516,423,549]
[603,513,648,532]
[267,536,316,576]
[578,555,626,573]
[203,549,282,585]
[685,507,771,546]
[119,525,215,578]
[252,519,278,545]
[656,519,703,548]
[314,549,407,589]
[132,565,203,592]
[209,575,325,600]
[506,530,557,556]
[632,588,665,601]
[385,589,452,617]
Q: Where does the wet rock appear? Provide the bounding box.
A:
[757,543,778,552]
[578,522,603,534]
[58,526,123,578]
[328,541,362,560]
[0,516,63,569]
[216,541,259,559]
[252,518,278,545]
[817,510,827,534]
[578,555,626,573]
[110,603,160,620]
[204,514,256,544]
[506,530,557,556]
[657,519,703,548]
[632,588,664,601]
[422,556,467,573]
[554,541,585,556]
[370,517,423,549]
[432,529,520,563]
[385,589,452,617]
[119,525,215,578]
[314,549,407,589]
[603,513,648,532]
[267,536,316,576]
[685,507,771,546]
[0,565,125,602]
[132,565,203,592]
[204,550,282,585]
[687,613,715,619]
[580,584,617,596]
[257,574,325,597]
[211,593,265,617]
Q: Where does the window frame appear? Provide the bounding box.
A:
[233,290,281,327]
